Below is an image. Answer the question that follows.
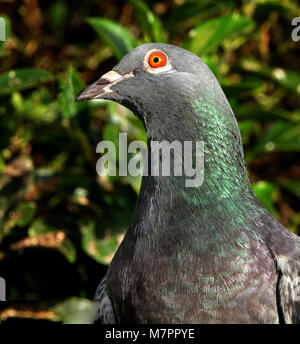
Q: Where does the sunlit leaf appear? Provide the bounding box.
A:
[184,14,254,56]
[58,238,77,263]
[0,156,4,174]
[81,221,124,265]
[13,227,77,263]
[253,181,278,218]
[0,308,56,322]
[88,18,138,60]
[58,66,86,119]
[268,68,300,95]
[28,219,57,237]
[51,297,96,324]
[128,0,166,42]
[0,15,11,51]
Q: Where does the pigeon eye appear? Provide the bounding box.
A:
[148,52,167,68]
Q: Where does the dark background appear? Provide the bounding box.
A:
[0,0,299,323]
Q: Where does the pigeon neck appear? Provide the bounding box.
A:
[131,94,260,238]
[143,93,254,199]
[131,165,259,242]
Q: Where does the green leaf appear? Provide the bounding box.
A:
[58,66,86,119]
[253,181,278,218]
[166,0,217,30]
[58,238,77,263]
[123,174,142,194]
[28,218,56,237]
[11,202,37,227]
[202,55,220,80]
[128,0,166,42]
[254,121,300,154]
[238,120,257,144]
[241,60,300,96]
[0,68,54,96]
[184,15,254,56]
[51,297,96,324]
[0,15,11,51]
[103,123,120,157]
[0,156,4,174]
[11,88,58,124]
[234,104,300,123]
[279,180,300,199]
[88,18,138,60]
[1,201,37,242]
[268,68,300,95]
[222,79,263,98]
[28,219,77,263]
[28,221,77,263]
[81,221,122,265]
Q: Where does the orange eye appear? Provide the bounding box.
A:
[148,52,167,68]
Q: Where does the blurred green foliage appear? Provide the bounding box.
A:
[0,0,299,323]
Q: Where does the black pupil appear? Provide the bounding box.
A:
[153,57,160,63]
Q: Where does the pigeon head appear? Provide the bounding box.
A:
[76,43,246,183]
[76,44,237,139]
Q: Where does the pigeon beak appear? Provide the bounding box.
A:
[75,70,133,102]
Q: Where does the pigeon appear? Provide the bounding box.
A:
[76,43,300,324]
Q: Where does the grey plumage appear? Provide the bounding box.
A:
[94,274,116,324]
[277,248,300,323]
